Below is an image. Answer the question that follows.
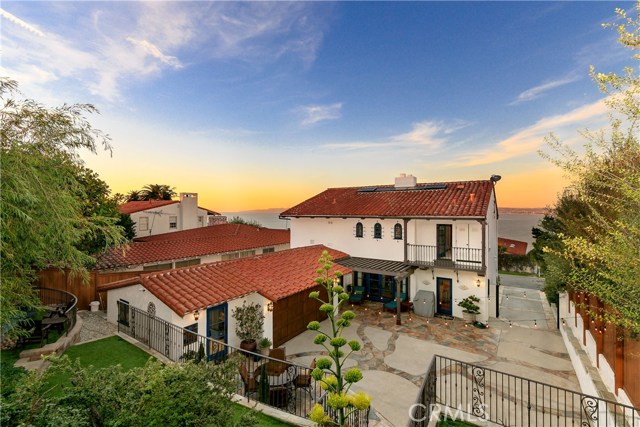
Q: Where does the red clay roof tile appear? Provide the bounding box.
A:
[95,224,290,270]
[97,245,350,316]
[498,238,528,256]
[280,180,495,218]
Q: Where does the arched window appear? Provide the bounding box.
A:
[394,223,403,240]
[374,223,382,239]
[355,222,364,238]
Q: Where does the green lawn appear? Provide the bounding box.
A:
[437,416,480,426]
[46,336,293,426]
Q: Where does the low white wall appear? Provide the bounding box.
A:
[558,292,635,410]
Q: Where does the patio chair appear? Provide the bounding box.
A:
[383,293,407,312]
[239,363,257,398]
[349,286,365,304]
[17,321,50,349]
[267,347,287,375]
[294,358,316,398]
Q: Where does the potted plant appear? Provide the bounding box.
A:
[232,301,264,353]
[259,337,272,356]
[458,295,480,323]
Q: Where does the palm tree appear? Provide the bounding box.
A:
[139,184,176,201]
[126,190,143,202]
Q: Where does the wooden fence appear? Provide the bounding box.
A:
[36,268,140,311]
[568,290,640,408]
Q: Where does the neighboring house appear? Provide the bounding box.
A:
[97,245,351,350]
[280,174,500,322]
[120,193,222,238]
[498,237,528,255]
[95,223,291,273]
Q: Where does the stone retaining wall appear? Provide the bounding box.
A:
[19,315,83,362]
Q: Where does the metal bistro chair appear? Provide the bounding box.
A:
[267,347,287,375]
[294,358,316,399]
[239,363,257,398]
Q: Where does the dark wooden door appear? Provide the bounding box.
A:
[436,277,453,315]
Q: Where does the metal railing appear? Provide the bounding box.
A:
[406,244,484,272]
[38,287,78,335]
[117,301,369,425]
[410,355,640,426]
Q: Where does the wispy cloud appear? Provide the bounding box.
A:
[323,120,454,151]
[298,102,343,126]
[126,37,183,69]
[447,98,609,167]
[1,2,329,102]
[510,75,580,105]
[0,9,44,37]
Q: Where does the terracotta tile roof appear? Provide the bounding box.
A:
[498,238,528,256]
[95,224,290,270]
[280,180,495,218]
[119,200,179,214]
[97,245,351,316]
[118,200,220,215]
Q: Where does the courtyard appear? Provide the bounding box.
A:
[284,280,578,426]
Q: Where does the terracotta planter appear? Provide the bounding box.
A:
[239,339,257,354]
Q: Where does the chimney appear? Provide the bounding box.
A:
[394,173,417,189]
[179,193,198,230]
[469,193,476,203]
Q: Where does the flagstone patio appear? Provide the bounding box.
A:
[285,290,579,426]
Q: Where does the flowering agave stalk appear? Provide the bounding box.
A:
[307,251,371,426]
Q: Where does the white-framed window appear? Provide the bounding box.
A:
[262,247,275,254]
[394,223,403,240]
[373,223,382,239]
[139,216,149,231]
[240,250,256,258]
[169,216,177,229]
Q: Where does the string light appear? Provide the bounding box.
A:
[509,321,512,328]
[562,319,566,326]
[534,320,538,328]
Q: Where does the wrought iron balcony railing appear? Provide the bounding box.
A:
[406,244,484,272]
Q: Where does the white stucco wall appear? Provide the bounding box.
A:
[130,200,211,238]
[411,268,489,322]
[105,286,274,353]
[289,217,405,260]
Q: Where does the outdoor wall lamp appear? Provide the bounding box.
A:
[267,302,274,312]
[476,279,481,287]
[193,310,200,321]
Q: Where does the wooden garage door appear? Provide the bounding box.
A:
[272,285,328,347]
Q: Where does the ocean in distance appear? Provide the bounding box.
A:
[223,210,544,251]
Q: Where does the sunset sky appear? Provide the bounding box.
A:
[1,2,633,212]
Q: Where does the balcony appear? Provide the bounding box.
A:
[406,244,485,273]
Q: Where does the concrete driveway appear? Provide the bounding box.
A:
[284,280,578,426]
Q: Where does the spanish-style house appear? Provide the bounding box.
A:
[97,245,351,354]
[280,174,500,322]
[120,192,222,238]
[95,223,291,273]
